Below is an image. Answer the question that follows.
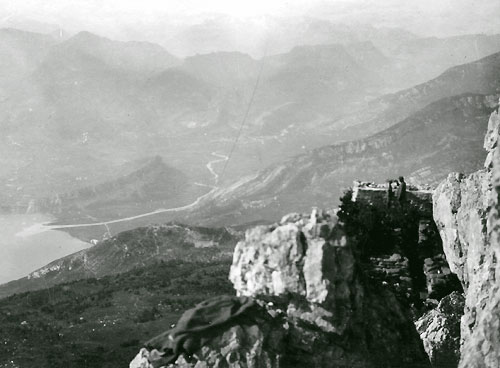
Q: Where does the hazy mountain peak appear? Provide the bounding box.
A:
[58,30,180,73]
[0,27,57,47]
[288,43,349,57]
[182,50,259,84]
[271,43,357,71]
[187,50,255,61]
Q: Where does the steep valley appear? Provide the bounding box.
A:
[3,31,500,222]
[3,4,500,368]
[186,94,498,226]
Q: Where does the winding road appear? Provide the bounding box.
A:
[17,152,229,237]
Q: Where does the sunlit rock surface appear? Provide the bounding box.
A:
[433,100,500,367]
[132,209,430,368]
[415,292,465,367]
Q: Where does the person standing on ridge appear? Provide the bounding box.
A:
[386,179,394,208]
[396,176,407,207]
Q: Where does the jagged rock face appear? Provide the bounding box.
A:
[131,310,286,368]
[230,210,357,334]
[228,209,430,367]
[459,127,500,368]
[433,171,491,289]
[432,101,500,367]
[483,103,500,169]
[132,209,430,368]
[415,292,465,367]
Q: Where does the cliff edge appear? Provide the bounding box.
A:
[131,209,430,368]
[433,98,500,367]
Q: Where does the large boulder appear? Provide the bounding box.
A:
[432,100,500,367]
[229,209,357,334]
[130,298,286,368]
[131,209,430,368]
[228,209,430,367]
[415,292,465,367]
[432,170,491,289]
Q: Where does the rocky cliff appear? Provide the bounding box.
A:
[131,209,431,367]
[126,101,500,368]
[433,99,500,367]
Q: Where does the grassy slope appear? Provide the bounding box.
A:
[0,223,240,298]
[0,260,233,368]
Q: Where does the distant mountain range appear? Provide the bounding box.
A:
[30,156,207,222]
[186,94,498,226]
[385,33,500,89]
[325,51,500,142]
[2,28,500,223]
[0,28,56,90]
[194,51,500,227]
[1,26,500,311]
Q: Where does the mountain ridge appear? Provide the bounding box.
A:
[185,93,498,226]
[0,223,241,299]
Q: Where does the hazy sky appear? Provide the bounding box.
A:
[1,0,499,43]
[8,0,327,19]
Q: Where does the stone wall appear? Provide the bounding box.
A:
[350,181,459,310]
[423,254,456,300]
[368,253,413,301]
[352,181,434,217]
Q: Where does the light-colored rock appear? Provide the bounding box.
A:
[228,209,429,367]
[483,104,500,169]
[433,169,493,351]
[170,323,284,368]
[415,292,464,367]
[433,170,491,289]
[279,212,302,225]
[230,223,307,299]
[459,137,500,368]
[134,208,430,368]
[130,348,154,368]
[432,100,500,367]
[229,210,355,333]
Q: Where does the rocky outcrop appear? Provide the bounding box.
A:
[432,170,491,289]
[459,104,500,368]
[133,321,285,368]
[415,292,465,367]
[132,209,430,368]
[433,99,500,367]
[229,209,362,336]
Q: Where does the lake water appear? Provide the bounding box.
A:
[0,213,90,284]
